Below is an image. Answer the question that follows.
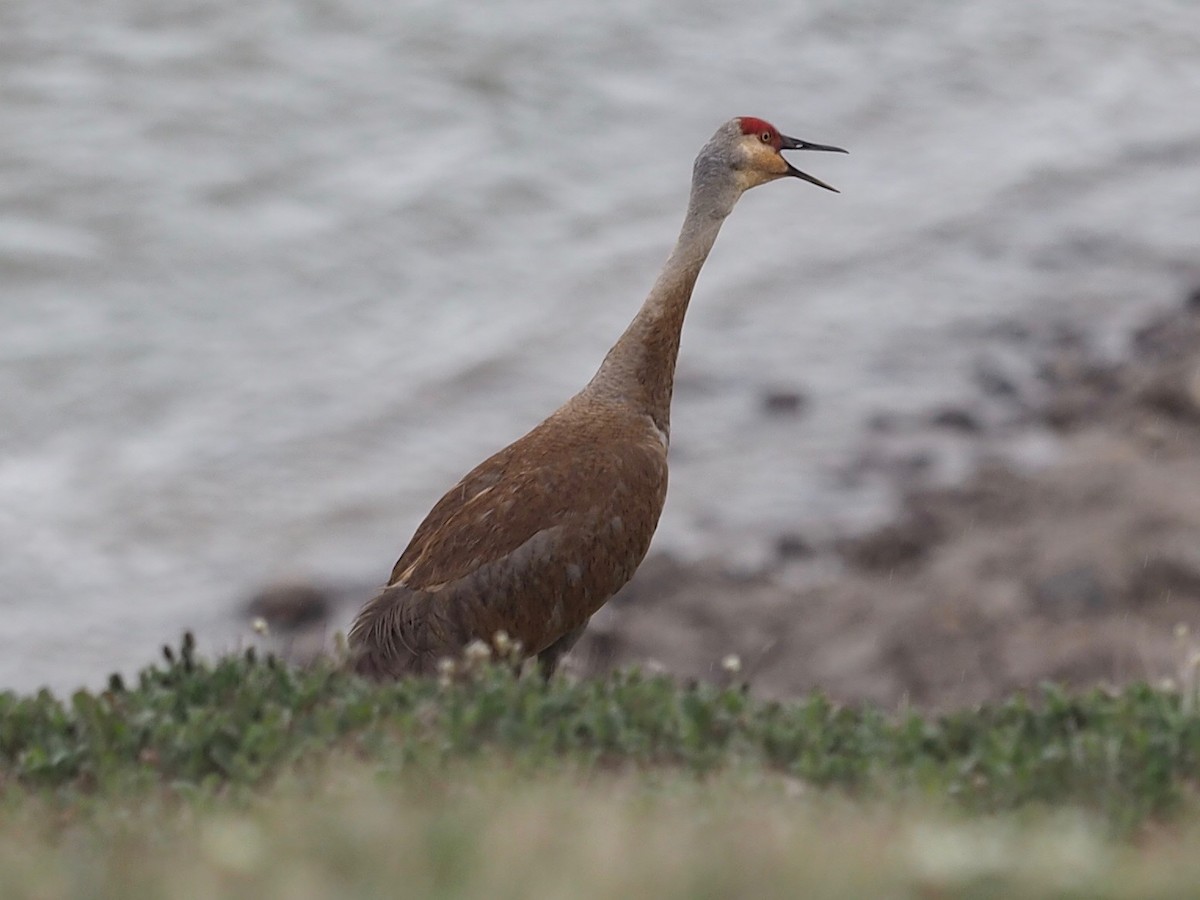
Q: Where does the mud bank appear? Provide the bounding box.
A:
[250,293,1200,710]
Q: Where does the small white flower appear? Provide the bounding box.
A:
[251,617,269,637]
[721,654,742,675]
[464,639,492,665]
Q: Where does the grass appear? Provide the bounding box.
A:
[8,764,1200,899]
[2,634,1200,898]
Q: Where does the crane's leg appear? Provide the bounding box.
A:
[536,619,590,681]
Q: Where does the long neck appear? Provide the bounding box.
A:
[583,184,732,435]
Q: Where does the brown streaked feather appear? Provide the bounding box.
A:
[386,451,511,586]
[390,406,664,591]
[348,400,668,677]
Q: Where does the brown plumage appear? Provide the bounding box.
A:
[349,116,846,679]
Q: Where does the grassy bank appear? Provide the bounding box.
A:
[3,635,1200,897]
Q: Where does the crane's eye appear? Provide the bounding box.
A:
[760,131,773,144]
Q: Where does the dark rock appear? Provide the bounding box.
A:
[839,513,943,573]
[1127,548,1200,603]
[1137,372,1200,422]
[1132,311,1200,360]
[775,533,814,561]
[761,388,808,416]
[929,407,982,433]
[1038,361,1119,428]
[866,412,899,433]
[1186,285,1200,313]
[974,366,1019,399]
[1048,323,1087,350]
[908,465,1033,526]
[246,581,333,631]
[1032,567,1109,618]
[1042,392,1095,430]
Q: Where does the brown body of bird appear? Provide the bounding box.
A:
[349,116,846,679]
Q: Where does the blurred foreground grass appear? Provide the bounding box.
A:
[2,634,1200,898]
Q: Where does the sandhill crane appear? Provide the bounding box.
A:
[349,116,845,679]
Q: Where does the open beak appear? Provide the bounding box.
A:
[779,134,848,193]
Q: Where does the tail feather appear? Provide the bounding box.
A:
[347,584,454,679]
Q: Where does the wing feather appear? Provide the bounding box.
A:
[352,407,669,674]
[388,413,663,591]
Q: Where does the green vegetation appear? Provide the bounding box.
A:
[2,634,1200,898]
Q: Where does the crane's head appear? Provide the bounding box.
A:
[724,116,847,193]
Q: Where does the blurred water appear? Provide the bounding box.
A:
[2,0,1199,692]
